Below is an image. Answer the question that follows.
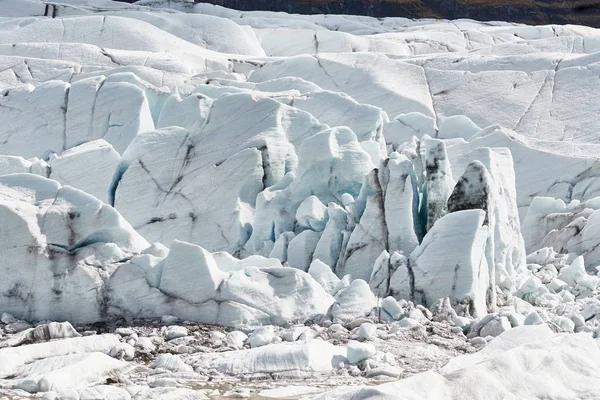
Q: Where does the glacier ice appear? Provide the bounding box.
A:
[1,0,600,397]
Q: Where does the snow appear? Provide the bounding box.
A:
[318,329,600,399]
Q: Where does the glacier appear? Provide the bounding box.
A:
[1,0,600,398]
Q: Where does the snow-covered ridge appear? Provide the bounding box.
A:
[1,0,600,398]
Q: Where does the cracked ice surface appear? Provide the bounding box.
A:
[1,0,600,398]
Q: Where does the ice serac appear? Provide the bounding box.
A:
[66,74,155,154]
[0,156,48,177]
[108,260,222,324]
[0,15,227,63]
[0,81,69,159]
[250,53,435,119]
[287,230,322,271]
[158,240,229,305]
[48,140,120,204]
[312,203,349,271]
[104,10,266,56]
[295,196,327,232]
[336,150,420,283]
[291,126,375,204]
[448,161,493,221]
[114,126,262,253]
[308,259,341,295]
[445,125,600,220]
[0,174,148,323]
[116,93,326,253]
[337,168,387,281]
[447,160,498,309]
[156,92,213,131]
[246,126,373,256]
[383,153,420,256]
[110,250,335,326]
[437,115,481,140]
[421,137,455,233]
[384,113,436,152]
[0,73,156,161]
[289,90,388,163]
[396,210,489,317]
[453,147,527,293]
[369,250,391,297]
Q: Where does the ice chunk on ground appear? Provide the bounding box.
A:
[248,326,276,348]
[0,334,121,379]
[189,339,347,375]
[258,386,323,398]
[346,340,377,364]
[151,354,193,373]
[13,352,131,393]
[330,279,377,323]
[164,326,188,341]
[356,323,377,341]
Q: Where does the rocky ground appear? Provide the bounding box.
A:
[0,303,478,399]
[4,277,597,400]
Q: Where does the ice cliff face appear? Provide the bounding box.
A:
[0,0,600,335]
